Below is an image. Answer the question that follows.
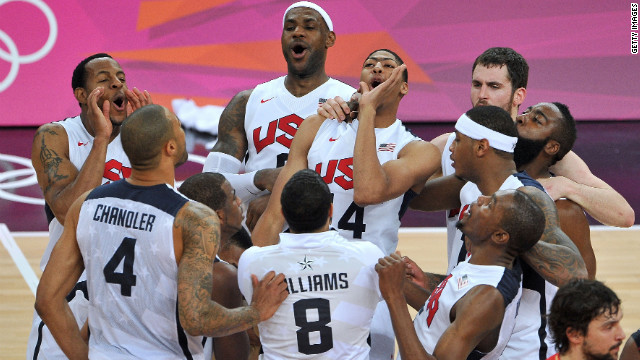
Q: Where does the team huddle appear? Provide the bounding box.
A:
[28,1,636,360]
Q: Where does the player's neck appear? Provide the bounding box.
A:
[519,159,552,180]
[284,72,330,97]
[475,161,517,196]
[469,247,514,269]
[373,103,400,128]
[126,165,176,188]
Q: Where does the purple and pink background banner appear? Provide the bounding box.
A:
[1,0,638,127]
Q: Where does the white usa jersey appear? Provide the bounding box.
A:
[77,180,204,360]
[237,231,384,360]
[446,172,557,360]
[405,260,522,359]
[27,116,131,360]
[307,119,421,255]
[244,76,355,172]
[441,133,459,262]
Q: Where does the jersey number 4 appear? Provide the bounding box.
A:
[103,237,137,296]
[294,298,333,355]
[338,201,366,239]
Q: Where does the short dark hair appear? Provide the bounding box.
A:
[229,227,253,250]
[500,190,545,254]
[549,102,577,165]
[71,53,113,90]
[281,169,332,233]
[465,105,518,158]
[121,104,173,170]
[365,48,408,82]
[473,47,529,92]
[178,172,228,211]
[548,279,621,354]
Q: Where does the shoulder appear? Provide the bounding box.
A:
[177,200,219,230]
[213,261,240,286]
[399,139,439,158]
[430,132,453,152]
[33,122,68,144]
[555,198,587,220]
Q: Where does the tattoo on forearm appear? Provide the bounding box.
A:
[38,130,68,193]
[214,92,249,159]
[424,272,447,292]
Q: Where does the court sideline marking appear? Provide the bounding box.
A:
[0,224,39,296]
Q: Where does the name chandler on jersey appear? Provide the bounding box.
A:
[286,273,348,294]
[92,204,156,232]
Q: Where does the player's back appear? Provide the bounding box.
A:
[238,230,384,359]
[76,180,205,359]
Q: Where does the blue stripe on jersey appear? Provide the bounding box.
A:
[398,189,418,220]
[522,261,549,360]
[496,260,522,306]
[175,304,194,360]
[86,179,188,217]
[513,171,545,192]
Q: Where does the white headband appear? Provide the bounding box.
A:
[455,113,518,153]
[283,1,334,31]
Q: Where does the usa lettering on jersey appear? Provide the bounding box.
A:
[104,159,131,182]
[253,114,304,153]
[422,274,452,327]
[314,157,354,190]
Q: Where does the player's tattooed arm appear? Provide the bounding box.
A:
[209,90,252,161]
[518,186,588,286]
[31,122,109,224]
[177,202,287,337]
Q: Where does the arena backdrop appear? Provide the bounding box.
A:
[1,0,638,126]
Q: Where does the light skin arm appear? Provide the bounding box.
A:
[35,193,89,360]
[518,186,588,286]
[31,88,112,224]
[547,151,634,227]
[556,199,595,279]
[176,201,288,337]
[211,262,250,360]
[251,115,324,246]
[377,254,505,360]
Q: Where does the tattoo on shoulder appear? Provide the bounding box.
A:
[177,203,220,257]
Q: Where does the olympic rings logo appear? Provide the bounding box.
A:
[0,0,57,92]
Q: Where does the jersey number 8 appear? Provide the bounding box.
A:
[293,298,333,354]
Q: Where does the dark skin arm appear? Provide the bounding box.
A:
[209,90,251,160]
[402,256,446,310]
[31,89,112,224]
[176,201,288,337]
[211,261,250,360]
[517,186,588,286]
[35,193,89,360]
[409,174,466,212]
[556,199,595,279]
[377,254,506,360]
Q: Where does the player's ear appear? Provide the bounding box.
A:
[544,139,560,157]
[475,138,490,157]
[491,228,509,245]
[400,81,408,96]
[215,208,226,226]
[325,31,336,48]
[513,87,527,108]
[566,326,584,345]
[74,87,87,106]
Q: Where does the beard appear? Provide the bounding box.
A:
[514,136,548,169]
[582,340,622,360]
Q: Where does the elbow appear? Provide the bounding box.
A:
[353,190,378,207]
[621,208,635,228]
[34,295,51,321]
[179,312,207,337]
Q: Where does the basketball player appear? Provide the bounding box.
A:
[35,105,288,359]
[238,169,385,359]
[620,329,640,360]
[546,279,625,360]
[404,106,587,359]
[252,49,440,359]
[178,172,250,360]
[515,102,594,279]
[378,189,545,359]
[27,53,152,359]
[202,1,355,230]
[319,47,634,228]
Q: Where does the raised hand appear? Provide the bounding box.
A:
[126,87,153,116]
[86,87,112,139]
[375,252,407,301]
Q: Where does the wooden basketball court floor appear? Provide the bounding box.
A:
[2,226,639,359]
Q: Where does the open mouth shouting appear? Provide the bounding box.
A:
[290,42,308,60]
[111,93,126,112]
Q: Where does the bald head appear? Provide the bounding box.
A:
[121,104,175,170]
